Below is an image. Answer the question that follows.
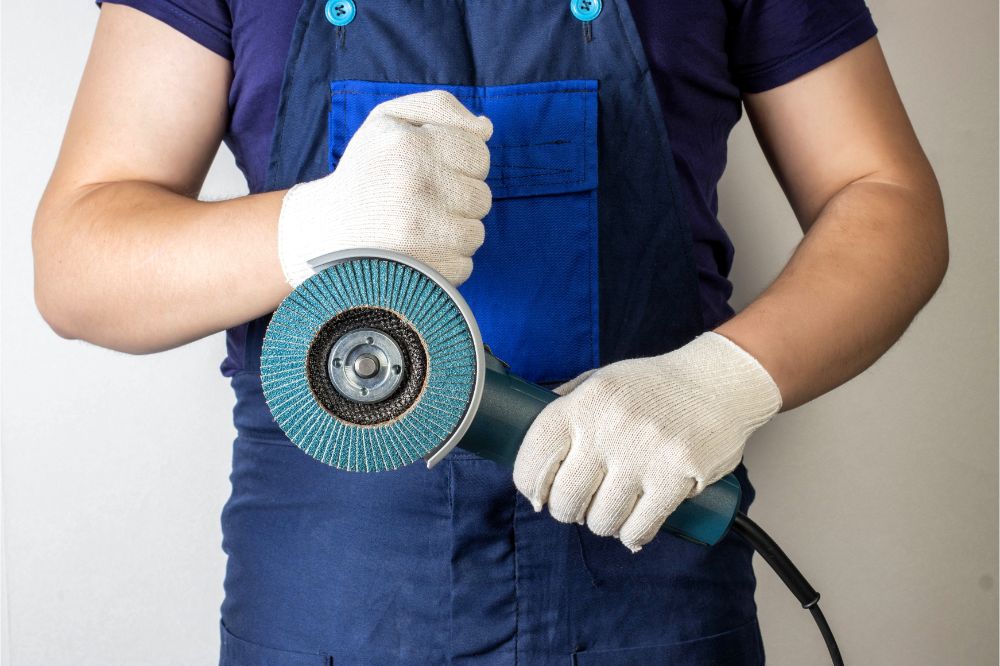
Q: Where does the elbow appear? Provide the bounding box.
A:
[921,181,950,302]
[877,166,950,306]
[33,277,164,355]
[929,226,949,296]
[33,273,161,355]
[33,259,173,356]
[34,280,80,342]
[32,201,178,356]
[32,269,101,346]
[32,184,181,355]
[32,206,83,342]
[31,201,134,352]
[32,250,97,345]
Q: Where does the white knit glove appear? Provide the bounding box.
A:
[277,90,494,287]
[513,332,782,553]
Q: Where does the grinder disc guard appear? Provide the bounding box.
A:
[261,252,482,472]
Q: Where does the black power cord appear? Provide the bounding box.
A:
[731,512,844,666]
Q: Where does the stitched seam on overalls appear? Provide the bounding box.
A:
[327,94,336,171]
[492,174,584,186]
[459,4,476,91]
[495,140,570,149]
[490,174,583,186]
[488,166,577,185]
[584,99,596,367]
[342,84,349,169]
[268,7,313,188]
[491,166,574,172]
[574,524,601,587]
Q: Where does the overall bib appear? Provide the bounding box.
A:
[221,1,764,663]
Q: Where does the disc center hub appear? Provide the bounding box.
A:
[328,328,405,403]
[353,354,379,378]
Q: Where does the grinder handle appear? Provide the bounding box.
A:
[458,351,741,547]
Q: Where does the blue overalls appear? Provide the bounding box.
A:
[220,0,764,662]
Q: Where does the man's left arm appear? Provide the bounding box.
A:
[513,37,947,552]
[718,36,947,409]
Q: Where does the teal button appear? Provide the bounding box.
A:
[569,0,602,22]
[325,0,356,26]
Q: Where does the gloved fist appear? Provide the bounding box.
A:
[277,90,494,287]
[513,332,782,553]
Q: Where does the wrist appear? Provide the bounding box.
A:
[277,176,347,287]
[695,331,783,416]
[713,315,792,411]
[655,332,782,460]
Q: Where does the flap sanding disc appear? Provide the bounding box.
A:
[261,255,479,472]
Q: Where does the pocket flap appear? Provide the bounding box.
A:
[329,79,598,199]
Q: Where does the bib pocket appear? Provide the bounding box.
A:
[329,79,599,384]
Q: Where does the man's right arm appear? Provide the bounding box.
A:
[34,4,493,355]
[33,4,289,354]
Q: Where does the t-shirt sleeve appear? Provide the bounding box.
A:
[728,0,877,93]
[97,0,233,60]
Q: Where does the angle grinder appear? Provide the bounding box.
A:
[260,248,740,546]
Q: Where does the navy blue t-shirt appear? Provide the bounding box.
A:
[102,0,876,366]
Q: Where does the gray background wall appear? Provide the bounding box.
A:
[1,0,997,663]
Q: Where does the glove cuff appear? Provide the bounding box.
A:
[695,330,783,421]
[277,178,345,288]
[656,331,782,491]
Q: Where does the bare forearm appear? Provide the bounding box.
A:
[716,178,947,410]
[33,181,288,353]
